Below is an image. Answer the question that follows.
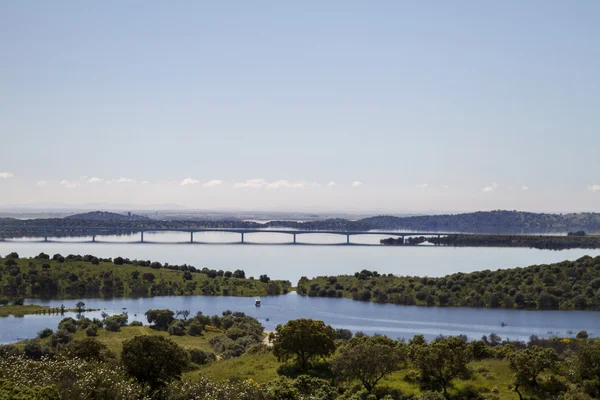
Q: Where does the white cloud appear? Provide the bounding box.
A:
[87,177,103,183]
[115,177,135,183]
[180,178,200,186]
[416,184,428,189]
[36,180,47,187]
[233,179,314,189]
[588,184,600,192]
[328,181,337,187]
[60,180,79,188]
[521,185,529,191]
[203,179,223,188]
[0,172,14,179]
[266,180,308,189]
[482,182,499,192]
[351,181,363,188]
[234,179,266,189]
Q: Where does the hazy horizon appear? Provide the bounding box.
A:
[2,1,599,212]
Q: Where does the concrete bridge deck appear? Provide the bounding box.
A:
[0,226,451,245]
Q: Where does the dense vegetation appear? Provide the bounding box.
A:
[3,210,600,238]
[3,312,600,399]
[381,234,600,250]
[0,252,290,299]
[298,255,600,310]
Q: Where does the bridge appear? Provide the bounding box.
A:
[0,226,452,245]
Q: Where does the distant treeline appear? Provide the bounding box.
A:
[0,252,290,299]
[381,233,600,250]
[3,210,600,238]
[298,255,600,310]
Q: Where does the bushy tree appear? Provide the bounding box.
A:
[412,336,472,396]
[121,335,189,389]
[60,338,113,362]
[272,319,336,371]
[332,335,407,392]
[145,309,175,330]
[508,346,558,399]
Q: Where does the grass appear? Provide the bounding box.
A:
[190,353,280,383]
[0,304,50,317]
[72,325,220,356]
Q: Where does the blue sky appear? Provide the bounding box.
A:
[1,1,599,212]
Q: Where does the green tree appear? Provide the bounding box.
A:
[272,319,336,372]
[121,335,189,390]
[576,342,600,384]
[508,346,558,399]
[75,301,85,313]
[332,335,407,392]
[145,309,175,330]
[412,337,472,397]
[60,338,113,362]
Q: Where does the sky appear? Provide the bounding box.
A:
[1,1,599,213]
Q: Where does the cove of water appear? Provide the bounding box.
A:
[0,293,598,344]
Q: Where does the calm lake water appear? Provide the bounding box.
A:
[1,232,600,344]
[0,292,599,344]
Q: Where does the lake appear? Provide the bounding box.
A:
[1,232,600,344]
[1,292,599,344]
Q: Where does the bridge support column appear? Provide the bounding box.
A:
[141,231,144,243]
[437,234,441,246]
[401,235,405,245]
[346,234,350,244]
[241,232,244,244]
[92,234,96,243]
[293,233,296,244]
[190,232,194,243]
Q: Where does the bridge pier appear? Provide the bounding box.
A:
[437,234,441,246]
[92,234,96,243]
[241,232,244,244]
[293,233,296,244]
[190,232,194,243]
[140,231,144,243]
[346,234,350,244]
[401,235,405,245]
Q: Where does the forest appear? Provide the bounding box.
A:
[0,252,290,299]
[297,255,600,310]
[380,234,600,250]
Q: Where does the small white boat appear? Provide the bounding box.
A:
[255,299,261,307]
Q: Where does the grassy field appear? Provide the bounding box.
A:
[71,325,221,356]
[0,304,50,316]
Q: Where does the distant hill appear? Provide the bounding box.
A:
[65,211,150,222]
[358,210,600,233]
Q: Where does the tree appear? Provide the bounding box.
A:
[272,319,336,372]
[577,342,600,383]
[75,301,85,313]
[61,338,113,362]
[576,330,589,339]
[121,335,189,389]
[332,335,407,392]
[145,309,175,330]
[233,269,245,279]
[113,257,124,265]
[508,346,558,399]
[176,310,190,320]
[412,337,472,397]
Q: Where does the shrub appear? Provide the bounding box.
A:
[168,320,186,336]
[51,330,73,347]
[129,321,143,327]
[38,328,53,339]
[188,349,216,365]
[577,330,589,339]
[187,320,203,336]
[85,326,98,337]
